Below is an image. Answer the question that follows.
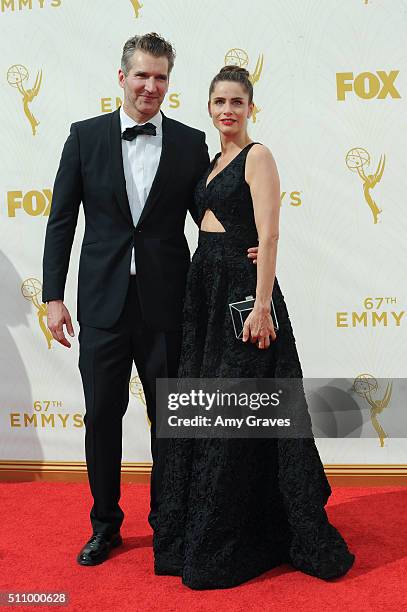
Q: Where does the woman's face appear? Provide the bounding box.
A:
[208,81,253,137]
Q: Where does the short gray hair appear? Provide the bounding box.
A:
[121,32,176,75]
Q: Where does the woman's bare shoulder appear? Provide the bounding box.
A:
[246,143,277,172]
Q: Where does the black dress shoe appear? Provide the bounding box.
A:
[77,532,122,566]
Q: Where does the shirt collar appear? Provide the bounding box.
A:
[120,106,162,135]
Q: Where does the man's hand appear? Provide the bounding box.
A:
[247,246,258,264]
[47,300,75,348]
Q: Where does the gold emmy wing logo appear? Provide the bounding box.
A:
[346,147,385,224]
[7,64,42,136]
[21,278,53,349]
[129,0,142,18]
[224,48,263,123]
[130,375,150,427]
[353,374,392,447]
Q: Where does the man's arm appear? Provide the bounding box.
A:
[42,123,83,347]
[188,132,210,226]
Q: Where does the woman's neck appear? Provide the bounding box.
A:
[219,135,252,157]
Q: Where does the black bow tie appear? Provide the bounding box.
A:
[122,123,157,141]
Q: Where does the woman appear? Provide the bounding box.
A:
[153,66,355,589]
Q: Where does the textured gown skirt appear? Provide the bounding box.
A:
[152,143,355,589]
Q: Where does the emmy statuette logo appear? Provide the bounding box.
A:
[21,278,53,349]
[353,374,392,447]
[130,374,150,427]
[129,0,142,18]
[7,64,42,135]
[224,48,263,123]
[346,147,385,224]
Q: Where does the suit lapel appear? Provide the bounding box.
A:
[109,108,133,224]
[135,111,175,228]
[109,109,176,227]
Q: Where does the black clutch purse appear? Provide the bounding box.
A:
[229,295,279,340]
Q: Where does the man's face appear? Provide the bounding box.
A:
[118,50,170,120]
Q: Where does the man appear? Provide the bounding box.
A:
[43,33,257,567]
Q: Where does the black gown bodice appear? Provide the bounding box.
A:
[194,143,260,248]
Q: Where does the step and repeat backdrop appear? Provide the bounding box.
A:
[1,0,406,467]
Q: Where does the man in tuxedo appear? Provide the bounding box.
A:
[43,32,260,567]
[42,33,210,566]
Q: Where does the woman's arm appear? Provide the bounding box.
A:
[243,144,281,349]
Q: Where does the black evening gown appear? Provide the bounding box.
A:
[152,143,355,589]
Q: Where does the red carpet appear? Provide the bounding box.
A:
[0,483,406,612]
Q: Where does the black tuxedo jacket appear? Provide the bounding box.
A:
[42,109,209,331]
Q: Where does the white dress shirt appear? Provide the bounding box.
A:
[120,106,162,274]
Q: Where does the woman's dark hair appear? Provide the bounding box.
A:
[209,66,253,103]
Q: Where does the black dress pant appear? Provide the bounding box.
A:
[78,277,182,535]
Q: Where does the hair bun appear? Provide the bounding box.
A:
[209,65,254,103]
[220,65,250,78]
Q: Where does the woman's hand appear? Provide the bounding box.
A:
[242,304,276,349]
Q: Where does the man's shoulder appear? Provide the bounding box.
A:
[163,114,205,140]
[69,111,207,142]
[70,111,114,132]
